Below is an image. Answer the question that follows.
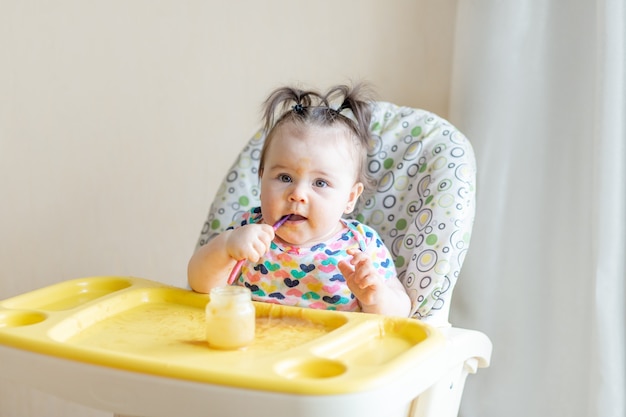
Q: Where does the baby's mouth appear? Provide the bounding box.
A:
[288,214,307,222]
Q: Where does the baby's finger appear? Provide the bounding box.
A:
[338,260,354,277]
[260,224,276,239]
[346,247,363,259]
[356,273,378,289]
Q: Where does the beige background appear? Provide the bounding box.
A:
[0,1,457,415]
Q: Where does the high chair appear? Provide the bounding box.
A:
[194,101,492,417]
[0,102,491,417]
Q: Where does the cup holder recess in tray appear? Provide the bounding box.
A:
[2,277,133,312]
[274,357,347,379]
[0,309,48,328]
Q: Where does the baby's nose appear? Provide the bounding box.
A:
[288,183,308,203]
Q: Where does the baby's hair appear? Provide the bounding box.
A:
[258,82,377,195]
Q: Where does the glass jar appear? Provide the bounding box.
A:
[205,286,255,350]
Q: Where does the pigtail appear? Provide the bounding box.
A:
[332,82,375,145]
[262,87,319,134]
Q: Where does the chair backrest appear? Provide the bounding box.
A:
[196,101,476,326]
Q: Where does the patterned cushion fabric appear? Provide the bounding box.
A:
[195,101,476,324]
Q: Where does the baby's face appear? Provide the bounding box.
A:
[260,123,364,246]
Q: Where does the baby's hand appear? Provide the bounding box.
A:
[338,248,387,308]
[226,224,275,263]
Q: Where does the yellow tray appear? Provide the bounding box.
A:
[0,276,444,396]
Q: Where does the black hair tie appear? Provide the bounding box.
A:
[292,103,304,114]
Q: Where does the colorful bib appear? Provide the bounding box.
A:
[227,207,396,311]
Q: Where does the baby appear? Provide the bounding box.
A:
[188,83,410,317]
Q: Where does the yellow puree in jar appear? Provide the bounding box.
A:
[205,291,255,350]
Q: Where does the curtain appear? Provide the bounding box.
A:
[448,1,625,417]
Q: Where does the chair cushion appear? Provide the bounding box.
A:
[353,102,476,323]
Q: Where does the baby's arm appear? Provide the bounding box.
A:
[188,223,275,293]
[338,248,411,317]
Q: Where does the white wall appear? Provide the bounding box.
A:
[0,1,457,415]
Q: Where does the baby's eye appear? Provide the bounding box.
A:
[278,174,292,183]
[314,179,329,188]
